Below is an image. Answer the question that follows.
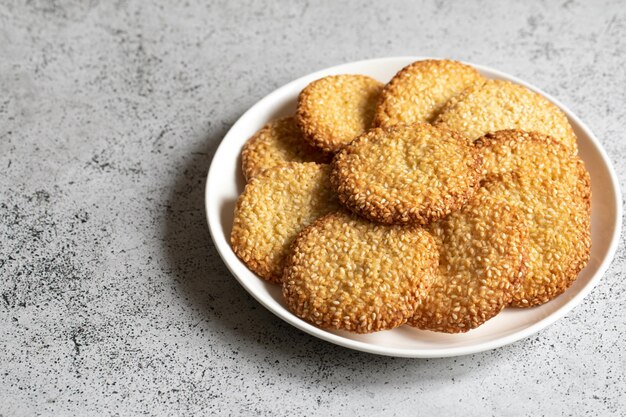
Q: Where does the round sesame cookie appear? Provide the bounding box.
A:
[331,123,482,224]
[373,59,484,127]
[479,172,591,307]
[408,195,527,333]
[434,80,578,153]
[296,74,383,153]
[241,117,330,181]
[282,211,438,333]
[230,163,340,283]
[475,129,591,204]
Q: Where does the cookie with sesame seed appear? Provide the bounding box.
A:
[434,80,578,153]
[282,211,438,333]
[474,129,590,205]
[479,172,591,307]
[373,59,484,127]
[230,163,340,284]
[241,117,331,181]
[296,74,383,153]
[407,195,527,333]
[331,123,482,225]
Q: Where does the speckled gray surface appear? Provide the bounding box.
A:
[1,0,625,415]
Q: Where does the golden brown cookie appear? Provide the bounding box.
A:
[479,173,591,307]
[373,59,484,127]
[331,123,482,224]
[230,163,340,283]
[435,80,578,153]
[296,74,383,153]
[282,211,438,333]
[474,129,590,204]
[474,130,591,202]
[408,195,527,333]
[241,117,330,181]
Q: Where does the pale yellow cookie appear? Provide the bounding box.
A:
[231,163,340,283]
[435,80,578,153]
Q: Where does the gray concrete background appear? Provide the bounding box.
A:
[1,0,625,415]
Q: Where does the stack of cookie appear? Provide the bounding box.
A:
[231,59,591,334]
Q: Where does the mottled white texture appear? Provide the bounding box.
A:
[0,1,624,416]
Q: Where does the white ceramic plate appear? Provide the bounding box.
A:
[205,57,622,358]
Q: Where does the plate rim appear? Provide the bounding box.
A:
[205,56,623,358]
